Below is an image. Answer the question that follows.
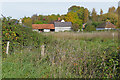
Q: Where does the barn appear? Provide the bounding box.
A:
[32,24,55,32]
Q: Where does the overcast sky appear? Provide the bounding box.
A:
[0,0,119,2]
[0,0,119,19]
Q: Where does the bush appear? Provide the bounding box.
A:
[72,23,79,31]
[2,17,49,58]
[84,25,96,32]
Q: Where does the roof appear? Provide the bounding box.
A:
[54,22,72,27]
[97,22,116,28]
[32,24,55,29]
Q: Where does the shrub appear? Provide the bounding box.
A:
[84,25,96,32]
[2,17,48,57]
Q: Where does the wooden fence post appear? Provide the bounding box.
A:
[6,41,10,55]
[41,45,45,58]
[112,33,114,41]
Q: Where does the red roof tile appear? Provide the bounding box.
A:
[32,24,55,29]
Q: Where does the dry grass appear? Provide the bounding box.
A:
[43,31,118,40]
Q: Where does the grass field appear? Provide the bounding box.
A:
[2,31,119,78]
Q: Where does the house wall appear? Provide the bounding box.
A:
[44,29,50,32]
[55,27,71,32]
[105,28,113,29]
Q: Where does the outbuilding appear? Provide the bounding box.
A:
[32,24,55,32]
[96,22,116,30]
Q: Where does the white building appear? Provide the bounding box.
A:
[54,21,72,32]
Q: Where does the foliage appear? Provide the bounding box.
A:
[72,23,79,31]
[83,8,89,23]
[91,8,97,22]
[68,5,81,12]
[2,32,119,78]
[84,25,96,32]
[34,20,47,24]
[22,17,32,27]
[2,17,49,58]
[101,13,118,25]
[65,12,82,31]
[92,21,103,28]
[108,6,116,13]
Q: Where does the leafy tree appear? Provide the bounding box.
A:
[101,13,118,25]
[118,6,120,28]
[47,14,60,24]
[68,5,81,12]
[65,12,83,31]
[83,8,89,23]
[77,7,85,20]
[31,14,38,23]
[67,6,90,31]
[92,8,97,22]
[60,14,66,20]
[108,6,116,13]
[23,17,32,27]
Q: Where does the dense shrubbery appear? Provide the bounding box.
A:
[2,17,50,58]
[84,25,96,32]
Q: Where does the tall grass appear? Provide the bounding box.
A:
[43,31,118,40]
[2,32,119,78]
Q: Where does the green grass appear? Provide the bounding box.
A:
[2,32,119,78]
[0,22,2,79]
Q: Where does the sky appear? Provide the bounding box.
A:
[0,0,119,19]
[0,0,119,2]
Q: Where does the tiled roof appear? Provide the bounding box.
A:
[54,22,72,27]
[32,24,55,29]
[97,22,116,28]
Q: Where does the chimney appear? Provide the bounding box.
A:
[58,17,60,21]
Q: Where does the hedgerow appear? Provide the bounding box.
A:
[2,17,50,58]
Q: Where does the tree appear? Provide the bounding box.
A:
[77,7,85,21]
[31,14,38,24]
[83,8,89,23]
[47,14,59,24]
[92,8,97,22]
[23,17,32,27]
[68,5,81,12]
[101,13,118,25]
[108,6,115,13]
[65,12,83,31]
[100,9,103,15]
[118,6,120,28]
